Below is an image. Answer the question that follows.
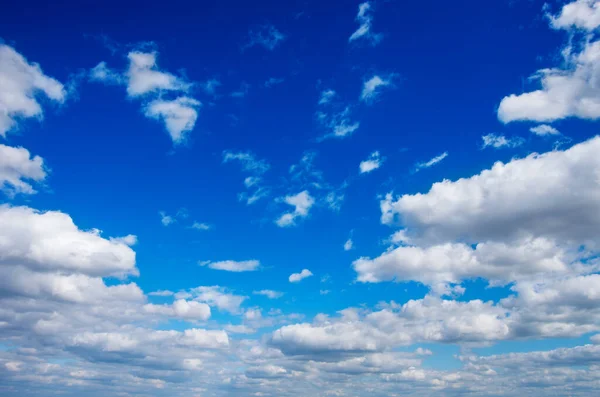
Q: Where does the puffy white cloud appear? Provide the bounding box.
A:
[359,151,384,173]
[0,144,46,196]
[244,25,286,51]
[144,299,211,321]
[0,205,137,277]
[381,137,600,247]
[144,97,201,144]
[549,0,600,31]
[481,133,524,149]
[253,290,284,299]
[349,2,382,45]
[125,51,189,97]
[414,151,448,172]
[0,44,65,137]
[530,124,561,136]
[190,286,247,314]
[360,75,394,103]
[276,191,315,227]
[499,2,600,123]
[109,234,138,246]
[199,259,260,272]
[289,269,313,283]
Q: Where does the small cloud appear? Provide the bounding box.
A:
[344,238,354,251]
[289,269,313,283]
[244,25,286,51]
[199,259,260,272]
[201,78,221,96]
[144,97,201,144]
[359,151,384,174]
[148,290,174,297]
[253,290,284,299]
[415,347,433,356]
[361,75,395,103]
[159,211,175,226]
[530,124,560,136]
[223,151,270,174]
[318,89,336,105]
[190,222,211,231]
[349,2,383,45]
[109,234,138,246]
[317,107,360,140]
[481,133,525,149]
[225,324,256,334]
[415,152,448,172]
[276,191,315,227]
[231,82,250,98]
[265,77,284,87]
[320,290,331,295]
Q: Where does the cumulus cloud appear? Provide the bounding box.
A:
[360,75,394,103]
[159,211,175,226]
[276,191,315,227]
[125,51,189,97]
[144,97,201,144]
[289,269,313,283]
[499,2,600,123]
[359,151,384,173]
[144,299,211,321]
[199,259,260,272]
[0,144,47,196]
[0,44,66,137]
[530,124,561,136]
[481,133,525,149]
[349,2,382,45]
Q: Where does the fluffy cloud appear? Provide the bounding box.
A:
[276,191,315,227]
[199,260,260,272]
[349,2,382,45]
[125,51,189,97]
[144,97,201,144]
[189,286,247,314]
[0,44,65,137]
[0,144,46,196]
[530,124,560,136]
[361,75,394,103]
[144,299,211,321]
[499,1,600,123]
[289,269,313,283]
[0,205,137,277]
[253,290,284,299]
[359,151,384,173]
[481,133,525,149]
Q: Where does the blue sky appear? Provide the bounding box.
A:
[2,0,600,395]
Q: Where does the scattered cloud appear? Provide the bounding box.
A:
[276,191,315,227]
[0,44,66,137]
[159,211,175,226]
[0,144,47,196]
[289,269,313,283]
[360,75,395,103]
[344,238,354,251]
[253,290,284,299]
[190,221,211,231]
[199,260,260,272]
[201,78,221,96]
[414,151,448,172]
[318,89,336,105]
[359,151,384,173]
[144,97,201,144]
[265,77,284,87]
[109,234,138,246]
[530,124,561,136]
[481,133,525,149]
[349,2,383,45]
[244,25,286,51]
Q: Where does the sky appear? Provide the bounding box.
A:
[2,0,600,395]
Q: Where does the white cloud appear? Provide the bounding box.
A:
[414,152,448,172]
[223,151,270,174]
[319,89,336,105]
[359,151,384,173]
[109,234,138,246]
[190,286,247,314]
[244,25,286,51]
[530,124,561,136]
[289,269,313,283]
[549,0,600,31]
[344,238,354,251]
[201,78,221,96]
[89,61,123,84]
[148,290,174,297]
[481,133,525,149]
[349,2,382,45]
[498,3,600,123]
[0,205,137,278]
[159,211,175,226]
[125,51,189,97]
[190,221,211,231]
[276,191,315,227]
[0,144,46,196]
[199,259,260,272]
[360,75,394,103]
[144,97,201,144]
[0,44,66,137]
[144,299,211,321]
[253,290,284,299]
